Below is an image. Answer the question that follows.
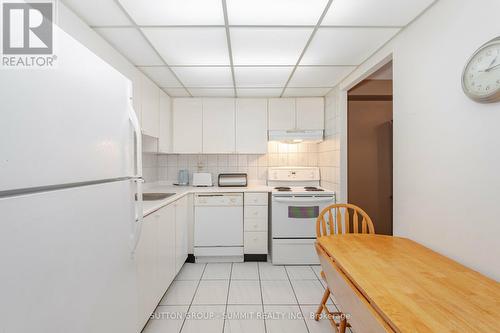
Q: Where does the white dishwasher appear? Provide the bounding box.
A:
[194,193,244,262]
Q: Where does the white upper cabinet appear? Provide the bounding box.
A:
[202,98,236,153]
[158,91,172,153]
[173,98,203,153]
[140,76,160,138]
[296,98,324,130]
[269,97,324,131]
[268,98,296,130]
[236,99,268,154]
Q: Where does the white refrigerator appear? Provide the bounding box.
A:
[0,24,144,333]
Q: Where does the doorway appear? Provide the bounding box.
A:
[347,62,393,235]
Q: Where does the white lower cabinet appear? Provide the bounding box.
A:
[243,192,269,254]
[135,213,160,331]
[175,195,189,273]
[136,195,190,331]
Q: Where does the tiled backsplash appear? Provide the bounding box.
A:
[146,142,319,185]
[319,94,341,193]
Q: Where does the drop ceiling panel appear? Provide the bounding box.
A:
[189,88,235,97]
[163,88,191,97]
[231,27,313,66]
[322,0,435,26]
[226,0,329,25]
[171,67,233,87]
[63,0,131,26]
[283,87,331,97]
[234,67,293,87]
[95,28,164,65]
[118,0,224,25]
[288,66,355,87]
[301,28,399,65]
[237,88,283,97]
[142,28,229,65]
[138,66,182,87]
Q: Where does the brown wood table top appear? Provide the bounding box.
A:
[316,234,500,332]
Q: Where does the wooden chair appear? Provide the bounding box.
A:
[314,203,375,332]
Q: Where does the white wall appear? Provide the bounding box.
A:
[334,0,500,280]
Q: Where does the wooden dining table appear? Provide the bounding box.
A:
[315,234,500,333]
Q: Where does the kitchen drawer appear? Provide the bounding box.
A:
[244,218,268,232]
[244,231,268,254]
[244,192,268,206]
[244,205,268,220]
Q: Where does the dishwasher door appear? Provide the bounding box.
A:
[194,193,244,259]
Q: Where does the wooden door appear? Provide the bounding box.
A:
[348,80,393,235]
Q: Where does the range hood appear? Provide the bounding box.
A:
[268,130,324,143]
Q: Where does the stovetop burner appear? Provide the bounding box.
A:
[304,186,324,191]
[274,186,291,192]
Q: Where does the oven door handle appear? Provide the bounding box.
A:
[274,197,334,203]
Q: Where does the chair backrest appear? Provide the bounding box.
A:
[316,203,375,237]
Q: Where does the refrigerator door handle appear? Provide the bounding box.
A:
[127,89,144,256]
[131,177,144,256]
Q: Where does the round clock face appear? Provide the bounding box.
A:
[462,37,500,103]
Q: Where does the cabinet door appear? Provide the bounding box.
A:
[141,76,160,137]
[175,196,189,273]
[202,98,235,153]
[157,204,176,293]
[136,213,159,329]
[268,98,296,130]
[235,99,268,153]
[296,97,324,130]
[158,91,172,153]
[173,98,203,153]
[131,72,143,126]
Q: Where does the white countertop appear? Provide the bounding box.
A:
[141,182,272,216]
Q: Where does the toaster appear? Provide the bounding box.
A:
[192,173,213,187]
[218,173,247,187]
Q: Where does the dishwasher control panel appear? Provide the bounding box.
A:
[194,193,243,206]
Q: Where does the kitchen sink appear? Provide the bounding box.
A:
[136,192,176,201]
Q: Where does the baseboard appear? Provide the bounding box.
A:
[244,254,267,262]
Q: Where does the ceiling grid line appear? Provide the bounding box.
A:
[91,24,405,29]
[279,0,334,97]
[221,0,238,97]
[111,0,193,97]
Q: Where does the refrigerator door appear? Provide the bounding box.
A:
[0,180,139,333]
[0,25,135,192]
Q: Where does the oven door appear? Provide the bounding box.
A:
[271,194,335,238]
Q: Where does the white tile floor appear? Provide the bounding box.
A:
[143,262,354,333]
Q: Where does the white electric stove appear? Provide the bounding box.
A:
[268,167,335,265]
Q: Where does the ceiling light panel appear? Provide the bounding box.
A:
[226,0,329,25]
[231,28,313,66]
[138,66,182,87]
[142,28,229,66]
[118,0,224,25]
[171,67,233,87]
[162,88,191,97]
[62,0,131,26]
[301,27,399,65]
[322,0,435,26]
[288,66,355,87]
[188,88,235,97]
[237,88,283,97]
[283,87,332,97]
[234,67,293,88]
[95,28,164,65]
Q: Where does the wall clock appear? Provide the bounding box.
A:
[462,36,500,103]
